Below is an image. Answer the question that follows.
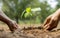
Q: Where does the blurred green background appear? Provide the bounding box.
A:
[0,0,60,24]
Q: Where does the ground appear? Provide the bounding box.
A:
[0,22,60,38]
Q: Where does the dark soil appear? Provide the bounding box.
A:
[0,26,60,38]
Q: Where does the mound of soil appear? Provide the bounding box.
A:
[0,26,60,38]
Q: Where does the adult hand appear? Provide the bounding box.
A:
[43,13,59,31]
[8,20,18,32]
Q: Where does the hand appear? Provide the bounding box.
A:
[43,13,59,31]
[7,20,18,32]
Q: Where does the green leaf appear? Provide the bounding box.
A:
[26,7,31,13]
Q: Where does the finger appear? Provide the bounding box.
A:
[43,24,50,30]
[14,23,18,29]
[46,19,55,30]
[43,17,51,26]
[13,21,18,29]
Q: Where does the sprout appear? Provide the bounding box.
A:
[21,7,33,18]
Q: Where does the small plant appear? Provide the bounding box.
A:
[21,7,33,18]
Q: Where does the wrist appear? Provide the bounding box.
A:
[4,19,13,25]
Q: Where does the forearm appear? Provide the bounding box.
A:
[55,8,60,15]
[53,8,60,20]
[0,10,12,24]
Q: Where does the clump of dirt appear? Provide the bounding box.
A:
[0,26,60,38]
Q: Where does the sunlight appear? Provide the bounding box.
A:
[48,0,58,8]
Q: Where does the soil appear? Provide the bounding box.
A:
[0,26,60,38]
